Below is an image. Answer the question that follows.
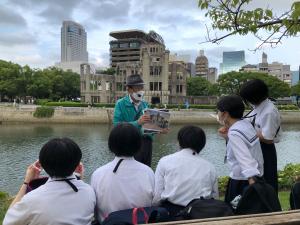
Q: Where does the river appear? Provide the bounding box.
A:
[0,123,300,195]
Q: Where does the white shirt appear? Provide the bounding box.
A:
[226,120,264,180]
[3,175,96,225]
[249,99,281,143]
[153,148,219,206]
[91,157,155,221]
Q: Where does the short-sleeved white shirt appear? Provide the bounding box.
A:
[153,148,219,206]
[91,157,154,221]
[3,175,96,225]
[249,99,281,142]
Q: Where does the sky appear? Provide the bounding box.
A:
[0,0,299,71]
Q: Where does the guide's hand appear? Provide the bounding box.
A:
[138,114,151,125]
[24,160,42,183]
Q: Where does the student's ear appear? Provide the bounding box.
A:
[74,162,84,179]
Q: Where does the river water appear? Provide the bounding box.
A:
[0,123,300,195]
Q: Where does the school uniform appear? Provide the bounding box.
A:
[113,95,153,167]
[248,99,281,193]
[3,174,96,225]
[153,148,219,217]
[224,120,264,204]
[91,156,155,222]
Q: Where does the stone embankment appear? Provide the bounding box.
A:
[0,105,300,124]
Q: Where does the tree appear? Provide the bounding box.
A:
[217,71,291,98]
[198,0,300,49]
[291,81,300,96]
[187,76,218,96]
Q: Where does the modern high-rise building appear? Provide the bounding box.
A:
[292,70,300,86]
[109,29,170,104]
[195,50,208,78]
[220,51,246,75]
[61,21,88,62]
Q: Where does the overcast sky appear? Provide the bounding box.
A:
[0,0,299,71]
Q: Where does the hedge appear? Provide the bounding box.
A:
[0,192,10,224]
[33,106,55,118]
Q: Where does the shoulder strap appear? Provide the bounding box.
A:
[113,159,124,173]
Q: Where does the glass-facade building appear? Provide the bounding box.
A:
[292,70,300,86]
[61,21,88,62]
[220,51,246,75]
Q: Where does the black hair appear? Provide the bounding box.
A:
[240,79,269,105]
[39,138,82,178]
[216,95,245,119]
[177,125,206,153]
[108,123,142,157]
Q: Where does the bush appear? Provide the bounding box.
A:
[277,105,299,110]
[33,106,55,118]
[45,102,88,107]
[217,164,300,193]
[0,191,10,224]
[35,99,50,106]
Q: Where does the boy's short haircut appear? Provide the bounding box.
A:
[109,123,142,157]
[217,95,245,119]
[39,138,82,178]
[240,79,269,104]
[177,125,206,153]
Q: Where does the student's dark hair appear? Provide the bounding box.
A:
[217,95,245,119]
[177,125,206,153]
[240,79,269,104]
[108,123,142,156]
[39,138,82,177]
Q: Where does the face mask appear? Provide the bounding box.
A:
[132,91,144,101]
[217,113,226,126]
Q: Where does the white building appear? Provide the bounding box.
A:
[56,21,88,74]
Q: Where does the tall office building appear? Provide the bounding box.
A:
[61,21,88,62]
[220,51,246,75]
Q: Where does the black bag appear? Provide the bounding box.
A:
[177,197,233,220]
[235,179,281,215]
[101,207,170,225]
[290,182,300,209]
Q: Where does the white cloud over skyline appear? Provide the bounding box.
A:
[0,0,299,71]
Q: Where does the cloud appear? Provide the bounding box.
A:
[0,33,37,46]
[0,6,27,26]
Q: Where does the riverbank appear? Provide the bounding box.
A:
[1,105,300,124]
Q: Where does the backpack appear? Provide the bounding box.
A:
[177,197,233,220]
[101,207,170,225]
[235,179,281,215]
[290,182,300,209]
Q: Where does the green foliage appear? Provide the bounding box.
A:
[187,77,218,96]
[218,164,300,195]
[217,71,291,98]
[0,60,80,102]
[198,0,300,46]
[291,81,300,96]
[277,105,299,110]
[33,107,55,118]
[45,102,88,107]
[0,191,10,223]
[35,99,51,106]
[278,163,300,190]
[99,67,116,75]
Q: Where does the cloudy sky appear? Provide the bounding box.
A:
[0,0,299,71]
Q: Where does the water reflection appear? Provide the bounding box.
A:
[0,123,299,195]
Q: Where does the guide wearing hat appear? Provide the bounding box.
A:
[113,74,153,167]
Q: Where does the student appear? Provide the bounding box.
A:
[91,123,154,222]
[216,95,264,205]
[113,74,152,166]
[240,79,281,193]
[153,125,219,217]
[3,138,96,225]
